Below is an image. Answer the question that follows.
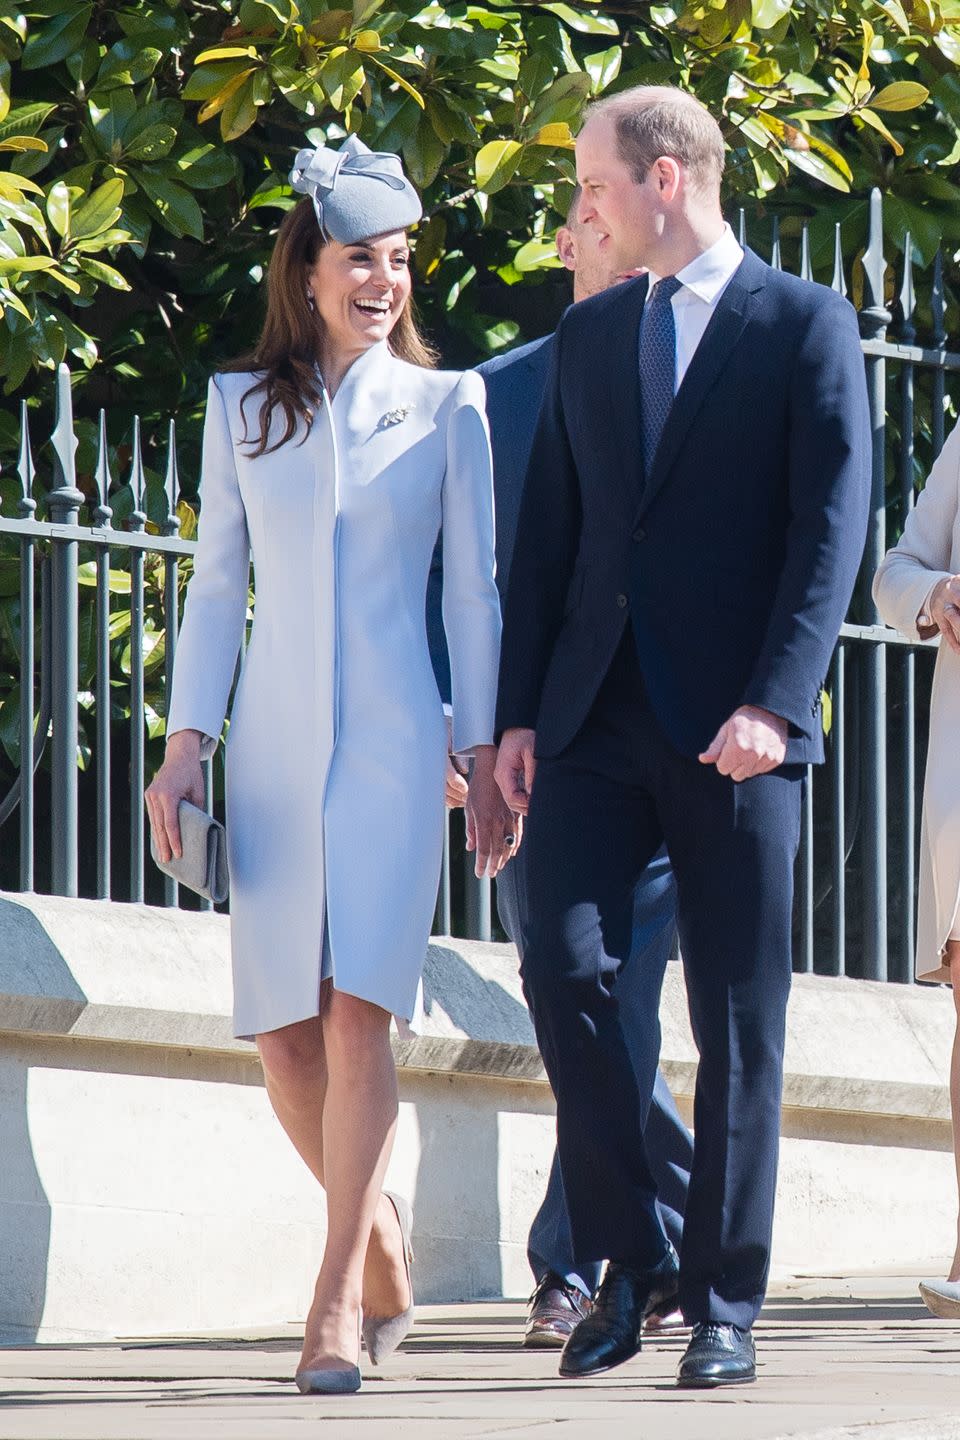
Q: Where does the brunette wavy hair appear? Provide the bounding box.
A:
[223,198,437,457]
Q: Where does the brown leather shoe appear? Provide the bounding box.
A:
[524,1272,593,1349]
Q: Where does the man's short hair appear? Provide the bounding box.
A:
[586,86,725,194]
[565,183,582,226]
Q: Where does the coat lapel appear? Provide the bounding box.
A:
[603,274,649,513]
[636,248,768,521]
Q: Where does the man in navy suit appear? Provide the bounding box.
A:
[495,87,871,1387]
[428,192,693,1349]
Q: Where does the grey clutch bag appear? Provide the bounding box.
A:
[150,800,229,904]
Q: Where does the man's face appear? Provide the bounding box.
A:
[575,113,662,274]
[561,210,631,300]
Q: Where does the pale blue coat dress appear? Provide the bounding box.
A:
[167,341,500,1038]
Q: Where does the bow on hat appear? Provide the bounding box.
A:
[289,134,418,243]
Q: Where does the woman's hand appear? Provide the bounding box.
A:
[927,575,960,654]
[444,714,469,809]
[145,729,205,863]
[465,745,522,878]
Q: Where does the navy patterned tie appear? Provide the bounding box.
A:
[638,274,682,481]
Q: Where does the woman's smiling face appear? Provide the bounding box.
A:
[306,229,412,359]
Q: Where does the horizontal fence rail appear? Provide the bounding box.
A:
[0,187,953,972]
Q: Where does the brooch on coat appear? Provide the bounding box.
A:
[377,405,411,431]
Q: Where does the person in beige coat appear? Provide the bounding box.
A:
[874,421,960,1318]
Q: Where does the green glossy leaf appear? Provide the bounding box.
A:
[475,138,523,193]
[76,255,130,289]
[751,0,791,28]
[514,237,562,271]
[98,40,163,86]
[870,81,929,111]
[183,61,255,101]
[785,147,850,192]
[540,4,618,34]
[69,178,124,240]
[46,180,78,239]
[175,144,237,191]
[583,44,621,94]
[858,105,904,155]
[21,5,94,71]
[220,73,259,141]
[137,171,203,239]
[0,105,56,146]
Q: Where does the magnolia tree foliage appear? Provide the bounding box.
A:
[1,0,959,438]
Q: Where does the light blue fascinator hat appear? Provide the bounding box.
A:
[289,134,422,244]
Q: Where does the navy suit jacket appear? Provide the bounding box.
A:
[495,248,872,765]
[427,335,553,705]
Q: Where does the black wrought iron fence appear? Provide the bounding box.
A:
[0,187,953,976]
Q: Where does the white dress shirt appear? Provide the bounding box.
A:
[644,222,744,390]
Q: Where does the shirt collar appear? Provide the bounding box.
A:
[645,223,743,305]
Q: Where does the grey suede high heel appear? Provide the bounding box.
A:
[362,1191,415,1365]
[295,1365,361,1395]
[295,1312,362,1394]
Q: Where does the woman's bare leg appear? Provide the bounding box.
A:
[256,1002,410,1346]
[947,941,960,1283]
[290,987,400,1370]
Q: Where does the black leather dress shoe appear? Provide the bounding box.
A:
[524,1272,593,1349]
[677,1323,756,1387]
[559,1251,680,1378]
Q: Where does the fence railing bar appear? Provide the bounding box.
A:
[93,409,114,900]
[434,810,452,935]
[798,764,814,972]
[838,621,935,647]
[830,642,846,976]
[800,224,812,282]
[161,420,181,908]
[464,862,492,944]
[17,400,37,891]
[198,760,214,911]
[858,189,890,981]
[47,364,81,898]
[831,222,847,297]
[896,243,917,984]
[0,517,196,555]
[128,418,147,904]
[859,339,960,371]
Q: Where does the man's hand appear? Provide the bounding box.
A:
[495,727,537,814]
[465,746,522,878]
[699,705,787,783]
[926,575,960,654]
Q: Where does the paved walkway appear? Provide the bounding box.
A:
[1,1272,959,1440]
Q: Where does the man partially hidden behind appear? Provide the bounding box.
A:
[495,87,870,1387]
[428,188,693,1349]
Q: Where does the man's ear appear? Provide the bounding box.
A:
[556,225,577,273]
[653,156,682,202]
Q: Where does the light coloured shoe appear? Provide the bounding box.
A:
[296,1307,362,1393]
[295,1365,361,1395]
[919,1278,960,1319]
[362,1190,415,1365]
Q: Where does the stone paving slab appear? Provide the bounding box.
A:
[0,1275,959,1440]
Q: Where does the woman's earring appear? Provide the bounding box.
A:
[305,289,315,311]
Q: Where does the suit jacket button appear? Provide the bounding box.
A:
[633,525,646,542]
[616,593,628,608]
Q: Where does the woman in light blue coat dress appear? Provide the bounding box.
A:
[145,138,516,1392]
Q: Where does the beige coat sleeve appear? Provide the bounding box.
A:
[872,420,960,641]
